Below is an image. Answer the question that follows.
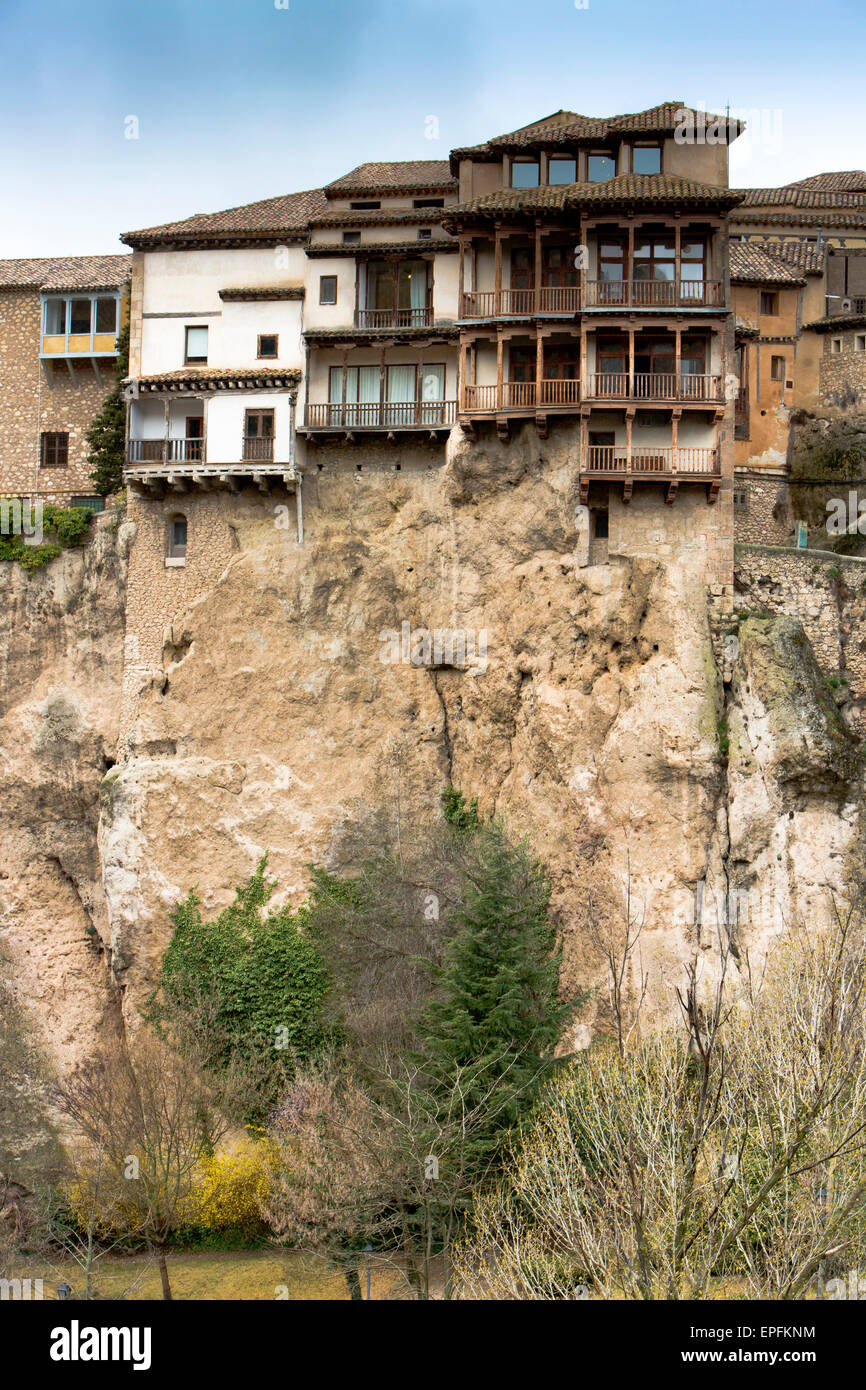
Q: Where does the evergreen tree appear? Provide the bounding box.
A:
[415,820,578,1151]
[86,313,129,497]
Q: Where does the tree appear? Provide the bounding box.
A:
[455,906,866,1300]
[86,314,129,497]
[150,857,332,1122]
[54,1033,231,1300]
[415,819,579,1159]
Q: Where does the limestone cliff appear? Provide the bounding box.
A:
[1,440,862,1156]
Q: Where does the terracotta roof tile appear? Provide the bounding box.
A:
[324,160,454,195]
[734,185,866,209]
[446,174,742,223]
[0,254,131,291]
[789,171,866,192]
[122,189,327,247]
[730,241,806,285]
[451,103,742,163]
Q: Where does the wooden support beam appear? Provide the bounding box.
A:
[494,224,503,316]
[665,479,678,505]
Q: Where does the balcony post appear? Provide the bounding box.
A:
[460,339,468,411]
[674,217,681,304]
[163,397,170,467]
[534,220,542,312]
[675,326,681,398]
[458,236,466,316]
[494,223,503,318]
[671,409,680,473]
[628,326,635,400]
[379,344,386,428]
[626,411,633,474]
[535,326,543,408]
[579,213,587,308]
[496,330,504,410]
[580,322,587,399]
[627,219,635,307]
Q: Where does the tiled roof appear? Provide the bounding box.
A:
[306,239,458,258]
[218,286,305,300]
[729,241,806,286]
[789,171,866,192]
[129,366,301,390]
[445,174,743,223]
[0,254,131,291]
[762,239,826,275]
[734,186,866,210]
[802,311,866,333]
[450,102,742,166]
[732,210,866,230]
[122,189,327,247]
[324,160,455,195]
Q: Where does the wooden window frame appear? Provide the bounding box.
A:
[350,200,381,210]
[244,408,275,438]
[413,198,444,208]
[510,159,540,189]
[184,325,208,364]
[319,275,338,305]
[770,354,786,382]
[40,431,69,468]
[631,143,662,175]
[257,333,279,360]
[760,290,779,316]
[547,156,578,186]
[342,231,362,245]
[587,152,616,183]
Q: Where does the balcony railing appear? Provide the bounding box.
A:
[304,400,457,430]
[460,286,581,318]
[583,280,723,309]
[584,445,719,475]
[586,372,722,402]
[242,435,275,461]
[354,307,432,329]
[461,380,581,413]
[127,438,205,464]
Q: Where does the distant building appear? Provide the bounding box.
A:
[0,255,130,505]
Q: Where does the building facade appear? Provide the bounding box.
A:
[0,255,130,505]
[120,103,741,590]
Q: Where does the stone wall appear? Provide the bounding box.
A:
[0,287,114,504]
[733,468,794,545]
[819,328,866,409]
[735,543,866,725]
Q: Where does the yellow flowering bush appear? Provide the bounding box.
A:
[178,1138,277,1235]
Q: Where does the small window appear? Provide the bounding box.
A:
[95,298,117,333]
[184,325,208,363]
[770,355,785,381]
[350,200,380,210]
[417,228,432,240]
[511,160,540,188]
[632,145,661,174]
[44,298,66,334]
[257,333,278,359]
[588,154,616,182]
[831,338,843,354]
[41,431,69,467]
[71,495,105,512]
[733,485,750,510]
[413,198,444,208]
[167,515,187,563]
[69,299,92,334]
[760,291,778,315]
[319,275,337,304]
[342,231,361,245]
[548,157,577,185]
[856,334,866,352]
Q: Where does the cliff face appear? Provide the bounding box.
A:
[0,523,129,1166]
[0,443,862,1148]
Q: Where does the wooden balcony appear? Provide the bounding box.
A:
[354,307,432,329]
[127,438,205,465]
[461,380,581,414]
[583,280,724,309]
[585,372,723,403]
[584,444,718,475]
[242,435,275,461]
[460,287,581,319]
[303,400,457,432]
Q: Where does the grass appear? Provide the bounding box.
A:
[13,1249,411,1301]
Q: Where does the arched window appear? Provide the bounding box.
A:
[167,513,187,565]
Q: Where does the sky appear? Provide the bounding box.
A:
[1,0,864,257]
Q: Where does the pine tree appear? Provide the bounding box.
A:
[86,314,129,497]
[415,820,578,1153]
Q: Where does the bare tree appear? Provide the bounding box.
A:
[455,906,866,1300]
